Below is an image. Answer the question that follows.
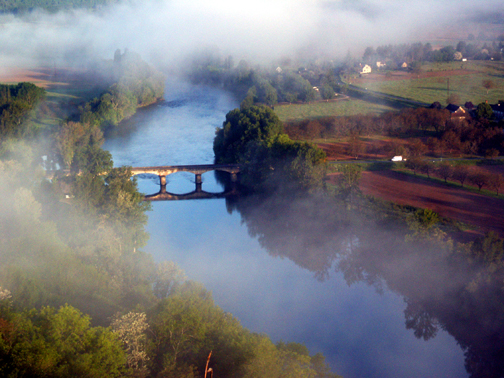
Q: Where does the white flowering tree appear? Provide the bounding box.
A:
[111,311,150,377]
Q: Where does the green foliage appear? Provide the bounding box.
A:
[476,102,493,120]
[214,106,326,192]
[339,164,362,190]
[0,304,126,377]
[319,84,335,100]
[0,143,155,324]
[80,50,165,131]
[214,105,284,164]
[147,282,336,378]
[278,72,317,103]
[0,83,45,139]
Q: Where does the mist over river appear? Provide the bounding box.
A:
[103,78,467,378]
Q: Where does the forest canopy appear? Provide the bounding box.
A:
[0,0,119,12]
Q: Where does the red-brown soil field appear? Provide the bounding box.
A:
[357,170,504,240]
[318,138,410,161]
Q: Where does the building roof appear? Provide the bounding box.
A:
[490,103,504,113]
[446,104,465,113]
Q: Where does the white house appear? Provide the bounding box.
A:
[360,64,372,74]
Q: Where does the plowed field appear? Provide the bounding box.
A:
[358,170,504,240]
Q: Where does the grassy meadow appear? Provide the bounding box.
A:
[353,61,504,105]
[274,98,398,122]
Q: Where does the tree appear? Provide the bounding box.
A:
[409,139,427,157]
[276,342,318,378]
[55,121,86,168]
[320,84,335,100]
[485,148,500,159]
[482,80,495,95]
[469,171,490,191]
[419,160,434,178]
[347,135,365,159]
[406,158,422,175]
[339,164,362,204]
[476,102,493,120]
[339,164,362,190]
[111,311,150,375]
[437,163,453,183]
[488,173,504,195]
[453,165,470,187]
[0,304,126,377]
[362,46,375,63]
[240,86,257,109]
[257,80,278,106]
[410,61,422,74]
[213,106,283,164]
[153,261,187,299]
[442,130,461,155]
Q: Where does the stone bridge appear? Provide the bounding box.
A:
[130,164,241,186]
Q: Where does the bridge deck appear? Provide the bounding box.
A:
[130,164,241,176]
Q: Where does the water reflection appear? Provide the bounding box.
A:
[225,191,504,378]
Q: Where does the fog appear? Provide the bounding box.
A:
[1,0,503,70]
[1,0,504,376]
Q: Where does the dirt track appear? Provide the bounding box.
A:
[358,170,504,239]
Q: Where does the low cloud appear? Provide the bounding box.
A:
[0,0,502,70]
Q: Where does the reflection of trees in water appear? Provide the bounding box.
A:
[226,191,504,378]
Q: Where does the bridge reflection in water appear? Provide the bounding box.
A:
[130,164,241,201]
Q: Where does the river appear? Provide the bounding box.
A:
[103,78,469,378]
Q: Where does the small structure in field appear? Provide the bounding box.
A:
[360,64,372,74]
[446,104,467,120]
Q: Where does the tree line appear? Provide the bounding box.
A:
[362,38,504,66]
[78,49,165,132]
[0,0,119,13]
[183,49,341,107]
[405,160,504,195]
[285,106,504,160]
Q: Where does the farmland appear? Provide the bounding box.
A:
[274,98,398,122]
[351,61,504,105]
[359,168,504,239]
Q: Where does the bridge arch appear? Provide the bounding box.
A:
[130,164,241,190]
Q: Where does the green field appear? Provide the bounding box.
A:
[274,99,397,121]
[354,61,504,105]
